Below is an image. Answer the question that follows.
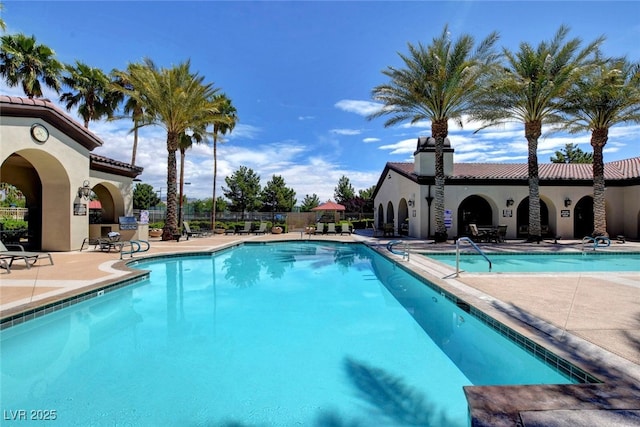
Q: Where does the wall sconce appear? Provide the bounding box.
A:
[77,180,92,200]
[387,174,391,180]
[506,197,514,207]
[408,200,414,207]
[564,197,572,207]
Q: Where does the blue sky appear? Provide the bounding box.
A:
[2,1,639,203]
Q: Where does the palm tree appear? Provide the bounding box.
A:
[471,25,604,242]
[177,129,205,229]
[0,4,6,32]
[560,57,640,237]
[60,61,119,128]
[0,33,63,98]
[369,25,499,241]
[209,94,237,227]
[112,58,220,240]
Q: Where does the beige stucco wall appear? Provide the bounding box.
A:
[1,116,137,251]
[375,171,639,240]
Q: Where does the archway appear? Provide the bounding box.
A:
[1,150,70,250]
[458,195,492,237]
[386,201,395,226]
[398,198,409,235]
[574,196,594,238]
[376,204,384,228]
[516,197,550,238]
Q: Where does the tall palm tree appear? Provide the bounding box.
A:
[177,129,205,229]
[0,33,63,98]
[369,25,499,241]
[471,25,604,242]
[112,58,220,240]
[209,94,237,227]
[560,57,640,237]
[60,61,119,128]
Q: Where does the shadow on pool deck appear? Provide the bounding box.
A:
[1,231,639,426]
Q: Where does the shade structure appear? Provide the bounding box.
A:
[311,201,345,211]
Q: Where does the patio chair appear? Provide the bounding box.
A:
[98,232,124,253]
[488,225,507,243]
[254,222,267,235]
[340,223,351,235]
[313,222,325,235]
[469,224,488,243]
[0,256,11,274]
[183,221,205,240]
[326,223,337,234]
[0,241,54,269]
[236,221,252,234]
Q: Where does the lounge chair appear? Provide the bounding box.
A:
[183,221,205,240]
[371,223,383,237]
[0,241,54,269]
[236,221,252,234]
[0,256,11,274]
[313,222,325,235]
[254,222,267,235]
[326,223,337,234]
[340,223,351,235]
[98,232,124,252]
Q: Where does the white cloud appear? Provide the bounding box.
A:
[330,128,361,136]
[362,137,380,143]
[334,99,382,116]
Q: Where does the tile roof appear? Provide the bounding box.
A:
[2,95,142,178]
[388,157,640,182]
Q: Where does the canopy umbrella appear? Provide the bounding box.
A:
[312,200,346,223]
[311,201,346,212]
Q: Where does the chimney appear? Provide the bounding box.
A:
[413,137,454,177]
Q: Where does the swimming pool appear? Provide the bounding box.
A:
[424,252,640,273]
[1,242,589,426]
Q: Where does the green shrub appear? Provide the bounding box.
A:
[0,219,28,230]
[149,221,164,230]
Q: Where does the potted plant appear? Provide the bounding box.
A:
[149,222,164,238]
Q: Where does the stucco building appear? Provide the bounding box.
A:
[0,96,144,251]
[373,136,640,241]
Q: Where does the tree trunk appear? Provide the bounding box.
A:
[162,133,179,241]
[211,134,218,229]
[591,128,608,236]
[432,119,448,242]
[525,121,542,242]
[131,124,139,166]
[178,147,186,231]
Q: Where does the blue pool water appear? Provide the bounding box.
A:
[424,252,640,273]
[1,243,577,426]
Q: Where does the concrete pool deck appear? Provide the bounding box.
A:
[1,231,639,425]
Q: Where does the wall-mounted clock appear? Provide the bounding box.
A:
[30,123,49,143]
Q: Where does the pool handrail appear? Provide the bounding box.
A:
[120,240,151,259]
[455,237,492,276]
[387,240,409,261]
[581,235,611,252]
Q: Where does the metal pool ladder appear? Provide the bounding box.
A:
[455,237,492,276]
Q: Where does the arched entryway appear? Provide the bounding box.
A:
[516,197,550,238]
[376,204,384,228]
[458,195,492,237]
[398,198,409,235]
[1,150,70,250]
[386,201,395,225]
[574,196,594,238]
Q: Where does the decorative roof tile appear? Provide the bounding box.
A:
[388,157,640,181]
